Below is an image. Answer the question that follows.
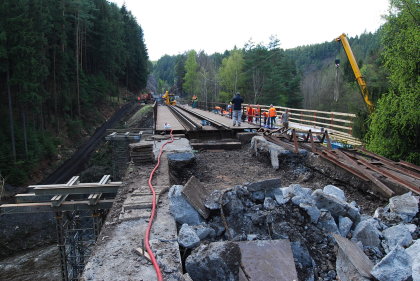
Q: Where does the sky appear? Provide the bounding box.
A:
[111,0,390,61]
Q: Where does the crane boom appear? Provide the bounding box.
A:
[336,33,374,112]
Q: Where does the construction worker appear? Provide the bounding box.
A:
[231,92,244,126]
[268,104,277,128]
[247,105,254,123]
[215,106,222,114]
[262,111,269,127]
[253,104,261,123]
[281,109,290,130]
[191,95,198,108]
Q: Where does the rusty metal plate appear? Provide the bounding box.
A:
[236,239,298,281]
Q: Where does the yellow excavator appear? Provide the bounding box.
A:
[336,33,375,113]
[162,90,176,106]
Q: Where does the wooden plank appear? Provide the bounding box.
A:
[357,158,420,195]
[334,149,394,197]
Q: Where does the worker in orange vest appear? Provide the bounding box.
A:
[247,105,254,123]
[253,105,261,123]
[262,111,269,127]
[268,104,277,128]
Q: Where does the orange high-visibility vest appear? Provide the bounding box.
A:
[247,106,253,115]
[262,111,268,117]
[269,107,277,117]
[253,107,260,116]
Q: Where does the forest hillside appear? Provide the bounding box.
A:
[0,0,149,185]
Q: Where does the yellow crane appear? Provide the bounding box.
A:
[336,33,375,113]
[162,90,176,106]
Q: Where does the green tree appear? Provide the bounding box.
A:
[366,0,420,164]
[218,49,244,96]
[183,50,200,96]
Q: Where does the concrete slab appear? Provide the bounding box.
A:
[236,239,298,281]
[182,176,211,219]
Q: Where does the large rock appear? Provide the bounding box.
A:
[168,185,203,225]
[185,241,241,281]
[388,192,419,222]
[245,178,281,192]
[299,203,321,223]
[352,219,382,248]
[371,246,412,281]
[338,216,353,237]
[406,240,420,281]
[382,224,413,252]
[323,185,346,201]
[168,152,196,185]
[291,241,315,281]
[223,192,245,216]
[178,224,200,249]
[312,190,360,222]
[317,210,339,234]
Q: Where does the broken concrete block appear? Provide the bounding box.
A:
[317,210,339,234]
[283,184,312,199]
[291,241,315,281]
[251,191,265,201]
[186,241,241,281]
[178,224,200,249]
[312,189,360,222]
[352,218,382,248]
[246,178,281,192]
[263,197,276,210]
[299,203,321,223]
[273,188,288,205]
[382,224,413,252]
[333,234,374,281]
[406,240,420,281]
[237,240,298,281]
[323,185,346,201]
[169,185,203,225]
[371,246,412,281]
[389,192,419,222]
[182,176,211,219]
[204,189,222,210]
[223,192,245,216]
[193,224,216,240]
[168,152,196,185]
[339,216,353,237]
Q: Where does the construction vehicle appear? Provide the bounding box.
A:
[162,90,176,106]
[138,92,153,104]
[336,33,375,113]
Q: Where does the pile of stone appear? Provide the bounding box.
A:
[168,178,419,281]
[128,142,154,164]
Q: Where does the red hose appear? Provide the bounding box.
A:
[144,129,174,281]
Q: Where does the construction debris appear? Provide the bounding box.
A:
[129,142,154,164]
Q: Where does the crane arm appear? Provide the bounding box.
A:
[336,33,374,112]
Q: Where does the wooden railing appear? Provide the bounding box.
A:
[193,100,361,145]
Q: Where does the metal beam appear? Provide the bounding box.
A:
[0,200,114,213]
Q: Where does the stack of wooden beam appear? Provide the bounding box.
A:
[129,143,154,164]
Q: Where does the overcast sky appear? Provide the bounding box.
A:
[111,0,390,61]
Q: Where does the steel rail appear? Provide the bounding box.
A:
[167,105,201,131]
[175,105,231,130]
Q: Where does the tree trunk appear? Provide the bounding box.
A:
[75,10,81,117]
[6,68,16,162]
[22,110,28,159]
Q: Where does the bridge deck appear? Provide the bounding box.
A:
[155,105,185,132]
[177,104,260,130]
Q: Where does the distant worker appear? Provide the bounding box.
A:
[253,104,261,123]
[281,109,290,131]
[247,105,254,123]
[262,111,269,127]
[215,106,222,114]
[231,92,244,126]
[268,104,277,128]
[191,95,198,108]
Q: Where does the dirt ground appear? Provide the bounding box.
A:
[191,144,384,216]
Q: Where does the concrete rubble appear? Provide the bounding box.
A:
[167,175,419,281]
